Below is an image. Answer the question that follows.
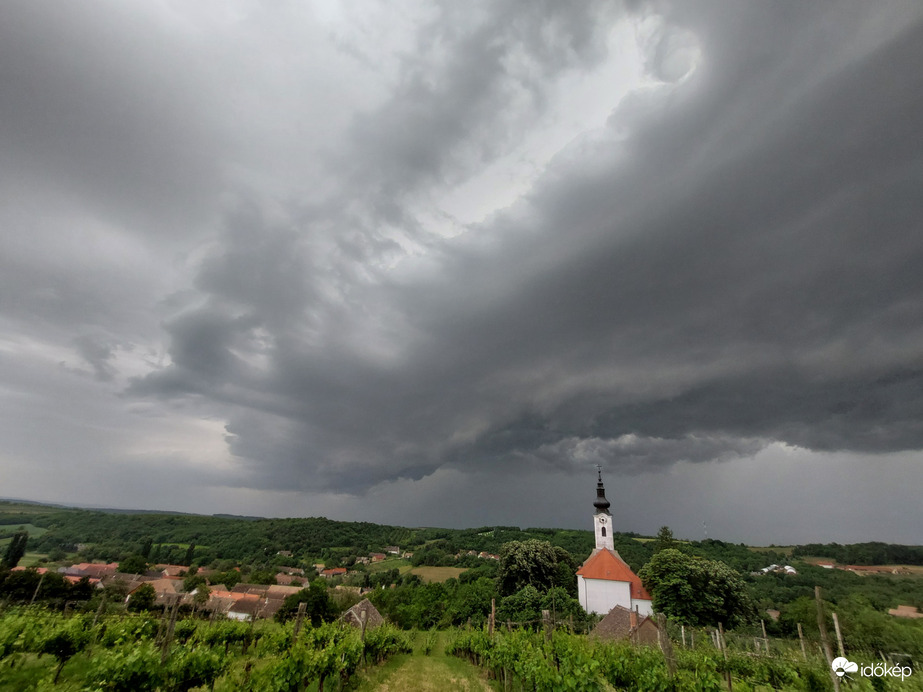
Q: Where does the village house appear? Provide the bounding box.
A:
[590,605,659,645]
[342,599,384,630]
[61,562,119,579]
[157,564,189,579]
[276,566,305,576]
[274,572,304,586]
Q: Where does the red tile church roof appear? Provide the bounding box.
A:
[576,549,651,600]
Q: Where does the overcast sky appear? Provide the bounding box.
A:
[2,0,922,545]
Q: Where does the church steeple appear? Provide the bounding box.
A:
[592,466,614,551]
[593,465,611,514]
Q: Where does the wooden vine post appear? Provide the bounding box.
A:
[717,622,732,691]
[797,622,807,660]
[815,586,840,692]
[656,614,676,678]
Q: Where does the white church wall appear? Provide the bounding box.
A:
[577,574,632,615]
[631,598,653,617]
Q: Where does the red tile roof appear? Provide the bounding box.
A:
[576,549,651,600]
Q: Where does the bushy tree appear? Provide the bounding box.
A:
[119,554,149,575]
[275,580,335,625]
[497,540,576,596]
[1,531,28,569]
[655,526,676,553]
[127,583,156,612]
[639,548,755,628]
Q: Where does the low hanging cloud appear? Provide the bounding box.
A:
[3,0,923,518]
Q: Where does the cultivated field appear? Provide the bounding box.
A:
[410,566,467,583]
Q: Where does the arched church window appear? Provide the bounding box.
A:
[601,527,606,537]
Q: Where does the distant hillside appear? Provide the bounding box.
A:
[2,498,922,574]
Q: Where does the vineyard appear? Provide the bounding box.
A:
[446,626,923,691]
[2,607,922,690]
[0,606,412,690]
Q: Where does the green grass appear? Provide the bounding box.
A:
[0,650,95,691]
[353,631,495,691]
[367,558,412,574]
[0,523,48,537]
[17,552,50,567]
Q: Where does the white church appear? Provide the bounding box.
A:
[576,469,653,616]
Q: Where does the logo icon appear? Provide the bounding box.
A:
[832,657,859,677]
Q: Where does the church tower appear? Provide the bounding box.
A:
[576,467,653,616]
[593,466,615,551]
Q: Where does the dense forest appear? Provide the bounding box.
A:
[793,542,923,566]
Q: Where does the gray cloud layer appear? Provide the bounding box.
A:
[2,1,922,539]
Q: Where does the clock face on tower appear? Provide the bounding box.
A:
[599,517,606,524]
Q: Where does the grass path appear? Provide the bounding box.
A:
[354,632,495,691]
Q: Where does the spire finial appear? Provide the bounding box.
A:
[593,466,610,513]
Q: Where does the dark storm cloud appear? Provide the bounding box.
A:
[0,0,223,233]
[3,0,921,534]
[345,0,614,198]
[123,1,923,496]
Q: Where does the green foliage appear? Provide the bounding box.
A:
[84,641,164,691]
[793,541,923,566]
[41,615,93,682]
[497,539,575,596]
[0,606,416,691]
[639,549,755,628]
[655,526,676,553]
[248,623,369,692]
[164,644,228,691]
[97,614,158,647]
[182,542,196,566]
[448,626,834,692]
[275,580,335,625]
[420,628,438,655]
[248,568,277,585]
[362,623,413,663]
[497,585,543,624]
[0,609,49,659]
[127,583,156,612]
[0,567,92,605]
[207,569,242,588]
[195,619,251,651]
[1,531,28,569]
[118,554,149,575]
